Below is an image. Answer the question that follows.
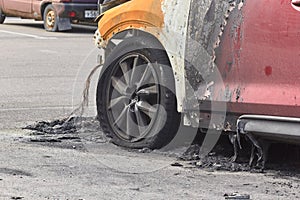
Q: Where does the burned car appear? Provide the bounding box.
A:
[93,0,300,163]
[0,0,98,31]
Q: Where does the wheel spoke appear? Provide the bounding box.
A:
[126,109,139,138]
[130,55,139,86]
[113,106,128,128]
[137,84,158,96]
[134,105,147,134]
[111,76,127,95]
[108,96,127,109]
[119,61,130,85]
[137,63,152,89]
[136,101,157,118]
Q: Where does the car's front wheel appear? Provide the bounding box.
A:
[97,36,180,149]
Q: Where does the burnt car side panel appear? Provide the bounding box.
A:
[216,0,300,118]
[95,0,300,128]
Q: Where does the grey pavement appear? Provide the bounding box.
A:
[0,18,99,129]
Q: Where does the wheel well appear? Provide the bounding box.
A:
[104,29,181,110]
[110,29,161,41]
[106,29,166,57]
[41,3,51,20]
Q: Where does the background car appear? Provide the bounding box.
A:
[0,0,99,31]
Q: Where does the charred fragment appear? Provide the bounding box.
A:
[185,0,244,101]
[233,115,300,170]
[24,116,106,149]
[183,0,243,129]
[99,0,131,13]
[183,0,251,163]
[24,117,94,135]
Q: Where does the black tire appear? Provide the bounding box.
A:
[43,4,58,32]
[97,36,180,149]
[0,8,5,24]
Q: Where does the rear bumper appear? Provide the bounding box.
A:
[54,3,99,22]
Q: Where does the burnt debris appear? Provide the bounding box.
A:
[178,135,300,174]
[24,117,79,135]
[23,116,108,150]
[23,63,105,148]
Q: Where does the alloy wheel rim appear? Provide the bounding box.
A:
[106,53,160,142]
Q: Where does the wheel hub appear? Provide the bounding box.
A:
[128,94,139,112]
[46,11,55,27]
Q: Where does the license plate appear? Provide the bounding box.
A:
[85,10,99,18]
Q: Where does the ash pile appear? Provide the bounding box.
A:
[23,117,108,150]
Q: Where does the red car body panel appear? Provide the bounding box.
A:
[216,0,300,118]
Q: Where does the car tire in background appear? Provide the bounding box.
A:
[96,36,181,149]
[43,4,58,32]
[0,8,5,24]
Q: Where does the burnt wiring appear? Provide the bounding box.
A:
[67,63,104,121]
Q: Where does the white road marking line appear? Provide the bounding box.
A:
[39,49,58,54]
[0,106,74,112]
[0,30,57,40]
[0,106,97,112]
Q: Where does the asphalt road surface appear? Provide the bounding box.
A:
[0,17,99,130]
[1,18,300,200]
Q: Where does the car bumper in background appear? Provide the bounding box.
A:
[55,3,99,22]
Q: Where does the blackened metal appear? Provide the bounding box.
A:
[100,0,131,13]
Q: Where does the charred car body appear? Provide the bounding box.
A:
[0,0,98,31]
[93,0,300,164]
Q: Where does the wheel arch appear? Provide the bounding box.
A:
[41,2,52,20]
[96,0,164,42]
[99,28,186,113]
[95,0,192,112]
